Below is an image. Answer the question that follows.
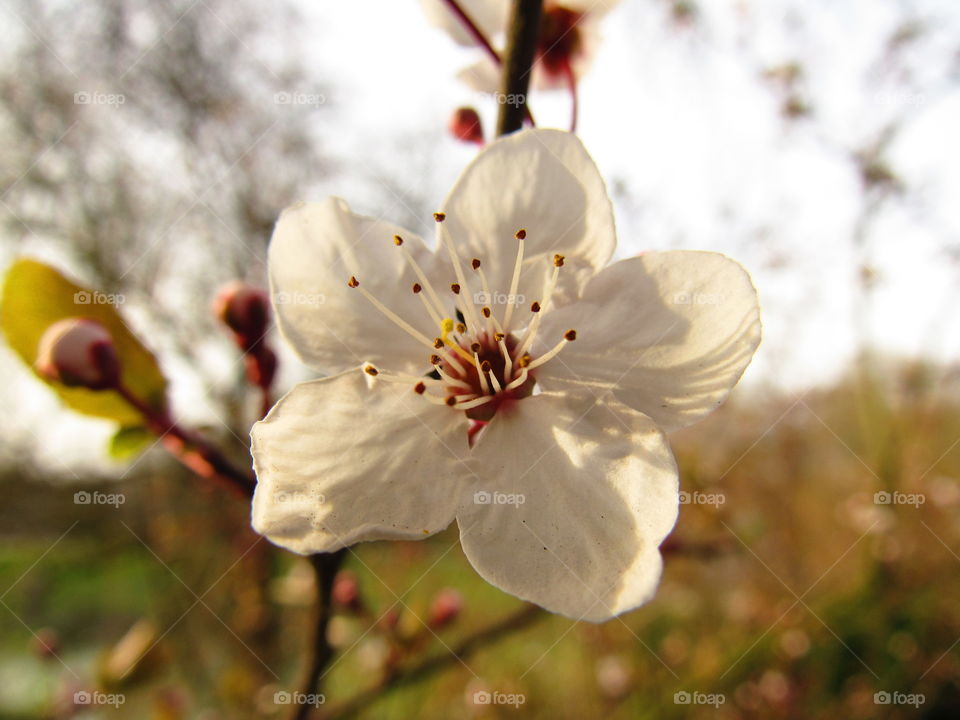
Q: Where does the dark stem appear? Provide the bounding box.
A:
[496,0,543,136]
[114,382,256,497]
[292,550,347,720]
[316,604,544,720]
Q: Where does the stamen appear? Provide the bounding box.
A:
[440,318,476,366]
[455,394,497,410]
[502,228,526,331]
[525,330,576,371]
[394,235,448,323]
[484,362,502,393]
[414,381,427,394]
[350,278,437,351]
[504,365,529,391]
[473,350,490,394]
[516,258,563,357]
[497,334,512,379]
[364,365,379,376]
[435,211,484,332]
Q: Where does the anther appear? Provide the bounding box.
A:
[450,283,461,294]
[430,354,442,365]
[414,382,427,394]
[445,395,457,406]
[456,323,467,334]
[553,254,565,267]
[470,342,481,353]
[518,353,532,368]
[347,276,359,288]
[364,365,379,376]
[531,301,541,313]
[412,283,422,293]
[515,228,527,240]
[433,337,444,349]
[393,235,404,246]
[482,307,491,318]
[471,258,481,270]
[564,329,577,341]
[480,360,492,373]
[433,212,446,223]
[494,332,505,342]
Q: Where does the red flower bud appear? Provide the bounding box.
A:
[428,588,462,629]
[36,318,120,390]
[213,282,270,350]
[448,107,484,145]
[332,570,362,612]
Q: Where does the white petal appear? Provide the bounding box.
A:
[456,57,502,93]
[536,251,761,432]
[269,198,444,376]
[420,0,509,46]
[251,370,469,554]
[457,392,678,621]
[438,129,616,325]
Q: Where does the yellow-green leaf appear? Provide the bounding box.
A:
[0,259,167,425]
[108,426,155,460]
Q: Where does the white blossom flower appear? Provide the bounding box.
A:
[420,0,621,90]
[251,129,760,621]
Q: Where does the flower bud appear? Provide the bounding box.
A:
[427,588,462,629]
[213,282,270,350]
[448,107,484,145]
[36,318,120,390]
[332,570,362,612]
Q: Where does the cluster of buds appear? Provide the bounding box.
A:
[213,282,277,392]
[36,318,120,391]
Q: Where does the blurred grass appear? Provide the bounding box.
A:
[2,358,960,719]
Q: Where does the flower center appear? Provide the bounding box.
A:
[348,213,576,421]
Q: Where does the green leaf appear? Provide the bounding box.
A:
[108,426,155,460]
[0,259,167,425]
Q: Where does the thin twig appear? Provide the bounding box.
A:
[496,0,543,136]
[316,603,545,719]
[291,550,347,720]
[114,382,256,497]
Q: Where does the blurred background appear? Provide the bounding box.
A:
[0,0,958,717]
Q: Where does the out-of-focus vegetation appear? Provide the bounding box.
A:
[2,359,959,719]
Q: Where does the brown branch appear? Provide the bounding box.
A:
[316,603,545,720]
[291,550,347,720]
[496,0,543,136]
